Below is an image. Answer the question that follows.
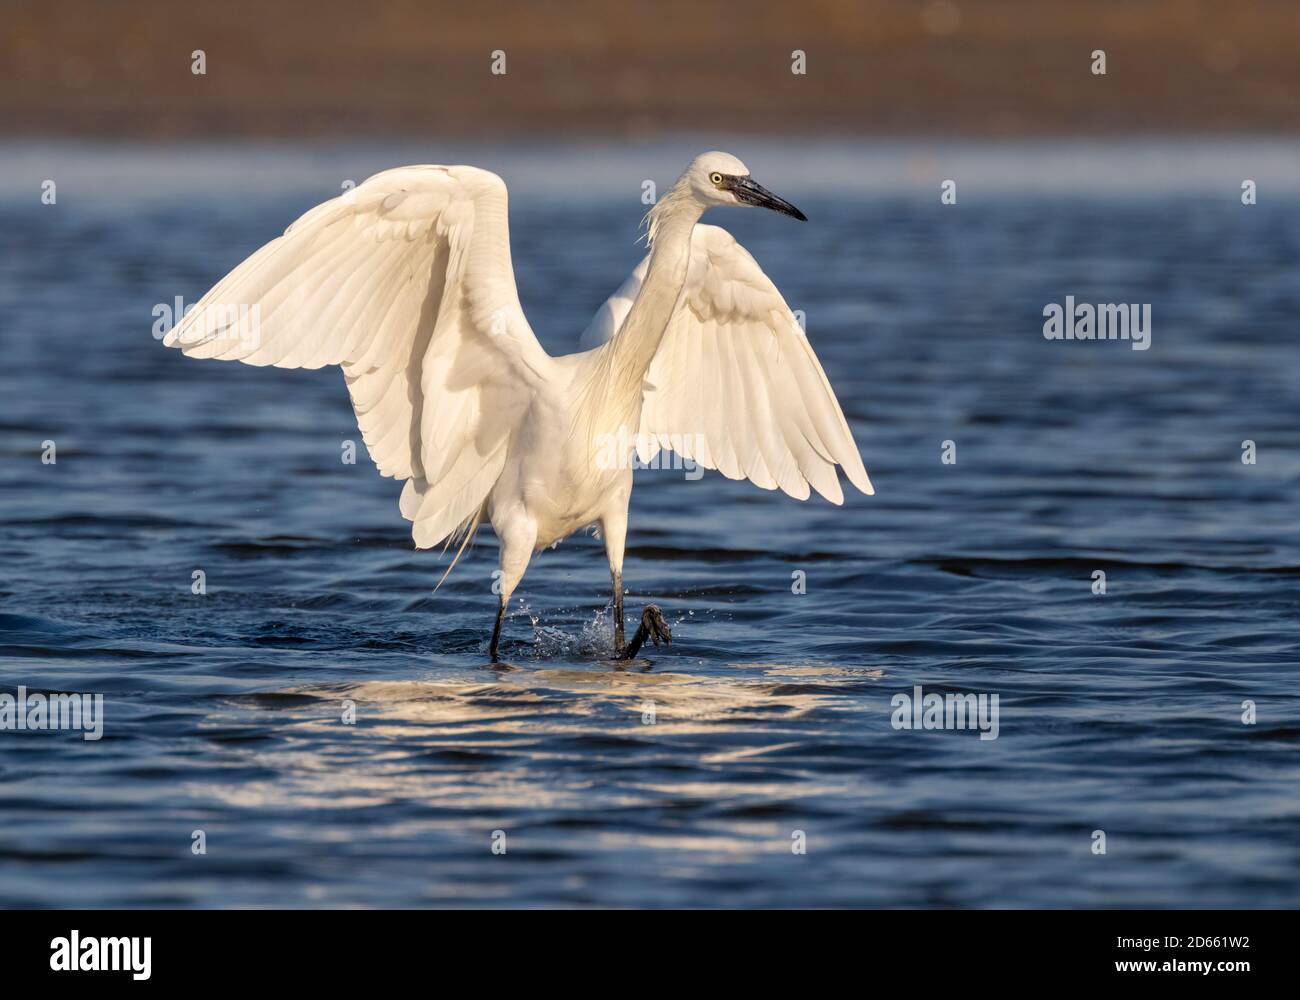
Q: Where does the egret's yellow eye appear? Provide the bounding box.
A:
[709,172,724,186]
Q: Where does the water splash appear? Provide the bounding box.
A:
[512,600,619,659]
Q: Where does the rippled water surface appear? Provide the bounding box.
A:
[2,141,1299,907]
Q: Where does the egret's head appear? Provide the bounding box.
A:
[683,151,807,221]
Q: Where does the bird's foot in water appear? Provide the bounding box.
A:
[618,604,672,660]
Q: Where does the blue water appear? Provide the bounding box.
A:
[2,141,1299,907]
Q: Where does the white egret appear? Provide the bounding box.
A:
[164,152,873,661]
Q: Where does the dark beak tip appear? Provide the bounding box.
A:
[734,176,807,222]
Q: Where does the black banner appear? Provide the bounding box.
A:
[0,909,1282,987]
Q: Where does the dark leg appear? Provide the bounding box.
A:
[489,599,506,662]
[612,570,626,655]
[490,519,535,664]
[620,604,672,659]
[602,511,629,657]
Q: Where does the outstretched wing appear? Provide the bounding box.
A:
[580,224,872,503]
[165,165,553,548]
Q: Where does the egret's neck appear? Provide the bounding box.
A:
[593,186,703,429]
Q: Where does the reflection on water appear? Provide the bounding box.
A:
[1,140,1299,907]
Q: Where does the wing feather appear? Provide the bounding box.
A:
[165,164,552,548]
[586,224,872,502]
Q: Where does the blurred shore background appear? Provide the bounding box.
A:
[3,0,1296,139]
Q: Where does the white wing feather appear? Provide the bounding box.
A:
[164,165,552,548]
[581,224,872,503]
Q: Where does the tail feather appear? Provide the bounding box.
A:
[432,504,486,593]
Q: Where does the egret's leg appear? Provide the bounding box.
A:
[489,516,536,663]
[611,572,625,653]
[489,597,507,663]
[620,605,672,660]
[601,511,629,655]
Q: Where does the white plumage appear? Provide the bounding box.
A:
[165,152,872,659]
[581,223,871,503]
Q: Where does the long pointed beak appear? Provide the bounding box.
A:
[729,176,807,221]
